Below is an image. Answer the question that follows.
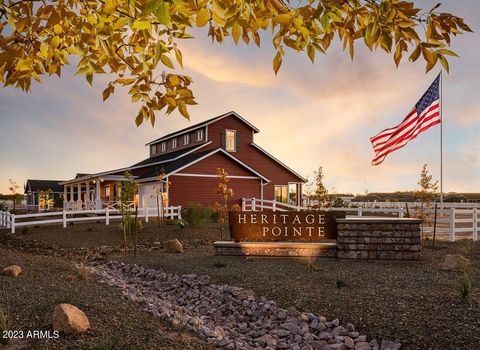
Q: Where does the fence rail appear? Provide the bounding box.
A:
[242,198,479,242]
[0,206,181,234]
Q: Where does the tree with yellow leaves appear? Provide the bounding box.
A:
[0,1,471,125]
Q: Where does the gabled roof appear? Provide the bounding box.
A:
[60,142,212,185]
[145,111,260,146]
[137,148,270,182]
[25,179,64,193]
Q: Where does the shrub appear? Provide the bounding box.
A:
[177,219,186,229]
[0,309,9,346]
[336,272,347,289]
[459,270,474,301]
[21,226,32,234]
[210,210,220,223]
[96,335,120,350]
[182,203,212,228]
[212,260,227,268]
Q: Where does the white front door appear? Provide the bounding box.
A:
[138,182,161,208]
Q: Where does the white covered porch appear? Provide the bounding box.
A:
[61,175,137,211]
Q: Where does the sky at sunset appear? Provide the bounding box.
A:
[0,1,479,195]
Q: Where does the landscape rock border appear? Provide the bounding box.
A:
[92,261,402,350]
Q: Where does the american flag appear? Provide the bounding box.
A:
[370,74,441,166]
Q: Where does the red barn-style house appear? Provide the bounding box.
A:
[60,111,306,210]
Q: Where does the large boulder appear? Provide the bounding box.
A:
[1,265,22,277]
[52,303,90,333]
[441,254,470,272]
[164,239,183,253]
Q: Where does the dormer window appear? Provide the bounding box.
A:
[197,129,204,141]
[150,144,157,155]
[172,138,177,149]
[160,142,166,152]
[225,129,236,152]
[183,134,190,145]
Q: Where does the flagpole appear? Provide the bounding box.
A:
[440,71,444,210]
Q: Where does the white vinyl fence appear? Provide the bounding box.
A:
[242,198,479,242]
[0,206,181,234]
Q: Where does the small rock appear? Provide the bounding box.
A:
[331,319,340,327]
[355,342,371,350]
[163,239,183,253]
[441,254,470,272]
[380,340,401,350]
[369,339,379,350]
[1,265,22,277]
[345,336,354,349]
[255,334,277,347]
[52,303,90,333]
[332,326,348,337]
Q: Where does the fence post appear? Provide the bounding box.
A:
[145,207,149,223]
[10,214,15,234]
[252,198,256,211]
[106,208,110,225]
[242,198,246,211]
[178,206,182,220]
[473,207,478,241]
[0,211,3,226]
[273,200,276,212]
[358,208,363,217]
[399,208,404,218]
[62,211,67,228]
[6,213,10,229]
[449,207,456,242]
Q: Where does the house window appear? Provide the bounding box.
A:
[288,183,298,205]
[150,144,157,155]
[197,129,204,141]
[225,129,236,152]
[183,134,190,145]
[160,142,166,152]
[172,138,177,149]
[274,185,288,203]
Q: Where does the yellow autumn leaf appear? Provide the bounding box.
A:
[196,8,210,27]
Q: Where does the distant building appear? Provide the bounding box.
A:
[24,179,64,211]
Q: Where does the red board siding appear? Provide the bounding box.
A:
[203,115,304,201]
[177,152,255,177]
[206,116,254,152]
[169,176,261,207]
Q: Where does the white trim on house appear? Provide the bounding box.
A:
[172,173,261,179]
[137,148,270,183]
[250,142,307,182]
[60,142,212,185]
[145,111,260,146]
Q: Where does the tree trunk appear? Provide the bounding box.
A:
[134,206,138,257]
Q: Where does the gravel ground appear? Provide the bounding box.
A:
[114,241,480,350]
[1,224,479,350]
[11,220,225,249]
[0,247,214,350]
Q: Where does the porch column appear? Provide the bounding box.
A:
[86,181,90,209]
[70,185,74,203]
[95,179,101,210]
[77,182,82,209]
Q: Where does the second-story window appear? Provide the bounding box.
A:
[160,142,166,152]
[150,144,157,155]
[197,129,204,141]
[225,129,236,152]
[172,138,177,149]
[183,134,190,145]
